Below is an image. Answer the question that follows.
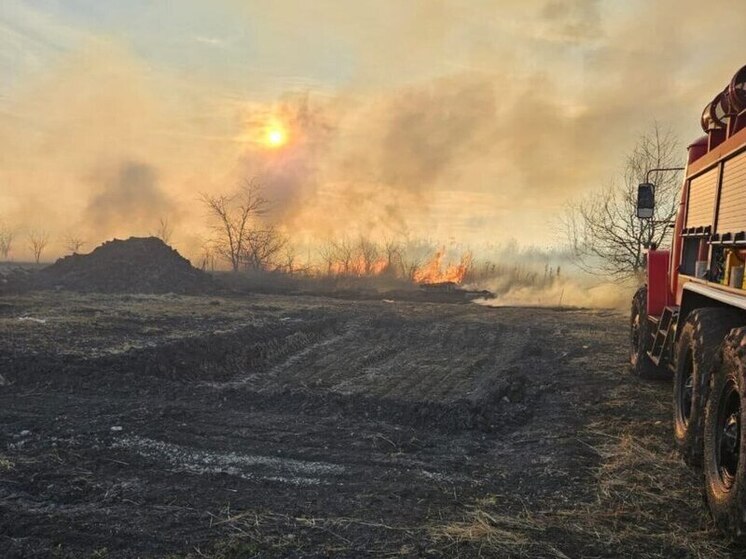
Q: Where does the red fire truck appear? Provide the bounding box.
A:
[631,64,746,537]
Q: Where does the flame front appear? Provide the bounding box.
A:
[414,250,472,285]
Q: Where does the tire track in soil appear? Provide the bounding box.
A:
[0,295,683,559]
[262,325,367,390]
[198,320,350,390]
[211,311,545,437]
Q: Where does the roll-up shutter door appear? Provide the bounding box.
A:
[716,151,746,234]
[687,167,718,228]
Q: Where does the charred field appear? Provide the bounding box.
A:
[0,291,741,558]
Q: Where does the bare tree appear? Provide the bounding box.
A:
[383,238,402,276]
[243,226,288,271]
[280,245,298,274]
[318,242,337,276]
[357,237,380,276]
[28,230,50,264]
[201,179,268,272]
[153,217,173,245]
[65,235,86,254]
[199,240,216,272]
[0,224,14,261]
[331,238,354,276]
[563,123,682,278]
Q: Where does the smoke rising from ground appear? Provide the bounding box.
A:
[475,278,633,310]
[462,240,633,309]
[2,0,746,282]
[84,162,174,239]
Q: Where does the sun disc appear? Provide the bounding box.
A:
[265,126,287,148]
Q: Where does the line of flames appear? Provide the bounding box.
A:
[413,250,473,285]
[321,249,473,285]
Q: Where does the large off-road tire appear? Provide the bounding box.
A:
[629,286,665,379]
[704,327,746,540]
[674,308,744,466]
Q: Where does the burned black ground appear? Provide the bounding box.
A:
[0,293,740,558]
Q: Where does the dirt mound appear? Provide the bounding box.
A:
[34,237,214,294]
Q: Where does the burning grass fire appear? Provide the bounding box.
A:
[6,3,744,558]
[414,249,473,285]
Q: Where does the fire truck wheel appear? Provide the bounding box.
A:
[629,286,664,379]
[704,327,746,540]
[674,308,743,467]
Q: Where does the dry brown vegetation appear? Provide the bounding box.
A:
[429,382,734,559]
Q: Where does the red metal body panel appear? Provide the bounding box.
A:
[670,182,687,305]
[647,250,670,316]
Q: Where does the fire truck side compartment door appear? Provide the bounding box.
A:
[686,167,718,228]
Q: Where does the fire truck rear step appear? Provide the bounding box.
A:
[647,306,679,366]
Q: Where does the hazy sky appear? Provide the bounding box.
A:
[2,1,746,260]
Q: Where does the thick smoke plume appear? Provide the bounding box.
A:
[2,0,746,280]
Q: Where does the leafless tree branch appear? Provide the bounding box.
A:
[65,235,86,254]
[152,217,173,245]
[200,178,269,272]
[0,223,15,260]
[563,122,681,279]
[28,230,50,264]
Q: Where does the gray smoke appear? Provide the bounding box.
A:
[84,161,174,238]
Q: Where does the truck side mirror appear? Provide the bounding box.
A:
[637,182,655,219]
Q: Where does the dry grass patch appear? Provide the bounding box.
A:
[430,429,737,558]
[0,455,14,471]
[185,508,425,558]
[430,506,556,557]
[575,430,732,557]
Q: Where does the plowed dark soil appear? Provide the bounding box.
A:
[0,293,741,558]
